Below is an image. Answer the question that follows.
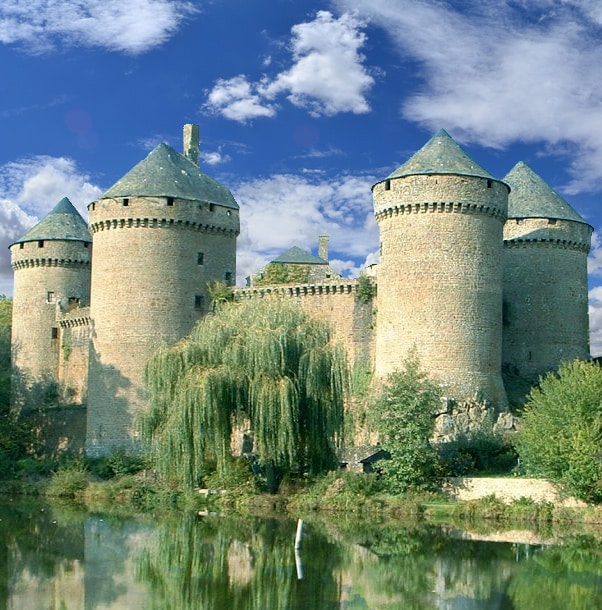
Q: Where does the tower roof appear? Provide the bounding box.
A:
[271,246,328,265]
[504,161,589,224]
[385,129,498,181]
[100,142,238,209]
[10,197,91,247]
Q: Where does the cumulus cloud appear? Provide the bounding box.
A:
[589,287,602,356]
[232,172,378,286]
[0,0,196,54]
[332,0,602,193]
[0,156,102,295]
[204,11,374,122]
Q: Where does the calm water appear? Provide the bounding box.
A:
[1,499,601,609]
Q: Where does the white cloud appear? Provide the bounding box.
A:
[0,0,196,54]
[588,232,602,276]
[332,0,602,193]
[0,156,102,295]
[232,172,379,286]
[589,288,602,356]
[204,76,277,123]
[204,11,374,122]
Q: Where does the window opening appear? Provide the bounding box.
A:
[47,291,55,303]
[194,295,204,310]
[122,198,129,206]
[167,197,174,206]
[209,203,216,212]
[38,240,44,248]
[384,180,391,191]
[224,271,232,285]
[51,327,58,340]
[197,252,204,265]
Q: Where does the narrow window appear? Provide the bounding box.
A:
[194,295,203,310]
[51,327,58,340]
[84,242,89,248]
[19,243,24,249]
[384,180,391,191]
[68,297,80,306]
[38,240,44,248]
[224,271,232,285]
[47,291,55,303]
[487,179,492,188]
[197,252,204,265]
[528,350,532,361]
[226,210,232,216]
[122,198,129,206]
[209,203,215,212]
[548,218,557,225]
[167,197,174,206]
[90,203,95,211]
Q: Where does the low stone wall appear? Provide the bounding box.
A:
[445,477,586,507]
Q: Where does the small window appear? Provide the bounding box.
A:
[68,297,80,306]
[226,210,232,216]
[194,295,204,310]
[90,203,95,211]
[197,252,204,265]
[384,180,391,191]
[47,291,55,303]
[548,218,557,225]
[19,243,24,249]
[38,240,44,248]
[487,179,492,188]
[167,197,174,207]
[122,198,129,206]
[528,350,532,361]
[51,327,58,340]
[209,203,216,212]
[84,242,89,248]
[224,271,232,285]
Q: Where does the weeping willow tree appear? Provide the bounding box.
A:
[142,298,348,489]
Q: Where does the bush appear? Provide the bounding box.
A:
[372,353,442,494]
[46,459,89,498]
[514,360,602,504]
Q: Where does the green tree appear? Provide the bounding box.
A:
[254,263,311,286]
[514,359,602,503]
[142,299,348,491]
[373,353,442,493]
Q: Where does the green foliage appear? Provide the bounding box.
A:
[87,450,148,479]
[143,299,348,491]
[373,353,442,493]
[206,280,234,310]
[355,273,375,304]
[46,459,89,498]
[439,431,518,476]
[254,262,310,285]
[514,360,602,503]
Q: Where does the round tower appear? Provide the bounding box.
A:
[9,197,91,411]
[372,129,508,406]
[502,162,592,398]
[86,125,239,455]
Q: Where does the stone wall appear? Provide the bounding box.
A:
[10,239,91,411]
[236,280,375,370]
[373,173,508,407]
[58,308,91,404]
[503,217,592,388]
[86,195,239,456]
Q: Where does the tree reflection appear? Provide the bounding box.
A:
[137,513,342,609]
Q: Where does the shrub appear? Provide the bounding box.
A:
[46,460,89,498]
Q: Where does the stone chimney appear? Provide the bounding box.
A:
[318,235,329,262]
[183,124,200,166]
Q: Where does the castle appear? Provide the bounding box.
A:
[9,126,592,455]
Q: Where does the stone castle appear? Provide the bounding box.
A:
[9,126,592,455]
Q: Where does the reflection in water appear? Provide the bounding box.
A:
[1,499,602,609]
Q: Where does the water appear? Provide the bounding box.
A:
[1,499,601,609]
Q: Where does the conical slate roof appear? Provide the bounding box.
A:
[101,142,238,209]
[272,246,328,265]
[504,162,588,224]
[386,129,497,181]
[11,197,91,247]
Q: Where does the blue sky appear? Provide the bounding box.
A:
[2,0,602,352]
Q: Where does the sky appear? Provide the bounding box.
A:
[1,0,602,352]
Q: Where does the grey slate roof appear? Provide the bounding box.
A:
[101,142,239,209]
[271,246,328,265]
[385,129,498,182]
[504,161,588,224]
[11,197,91,246]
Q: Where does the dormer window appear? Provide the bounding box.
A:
[384,180,391,191]
[209,203,215,212]
[38,240,44,248]
[167,197,174,206]
[122,198,129,206]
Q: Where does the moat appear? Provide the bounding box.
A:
[2,498,601,609]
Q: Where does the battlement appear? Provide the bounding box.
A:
[236,280,361,299]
